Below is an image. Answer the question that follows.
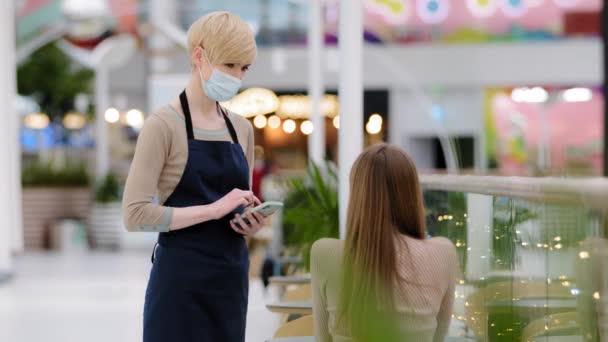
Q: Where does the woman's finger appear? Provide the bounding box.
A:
[252,196,262,206]
[251,212,264,225]
[245,211,260,225]
[230,221,246,235]
[235,214,252,234]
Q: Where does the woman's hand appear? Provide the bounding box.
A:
[211,189,255,220]
[230,197,269,236]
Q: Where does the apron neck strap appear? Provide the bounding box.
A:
[179,90,240,145]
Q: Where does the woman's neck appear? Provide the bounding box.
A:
[184,73,219,120]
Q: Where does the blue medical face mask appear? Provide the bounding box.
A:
[199,54,242,102]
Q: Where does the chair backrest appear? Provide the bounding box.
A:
[273,315,314,338]
[283,284,312,302]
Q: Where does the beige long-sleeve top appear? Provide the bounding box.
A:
[311,236,457,342]
[122,105,254,232]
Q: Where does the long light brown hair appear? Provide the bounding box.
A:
[339,143,426,341]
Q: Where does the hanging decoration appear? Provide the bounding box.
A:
[466,0,498,18]
[526,0,545,8]
[552,0,578,8]
[365,0,411,24]
[417,0,450,24]
[499,0,527,18]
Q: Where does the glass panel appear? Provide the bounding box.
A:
[424,190,606,341]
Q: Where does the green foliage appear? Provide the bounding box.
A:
[282,162,339,270]
[95,173,121,203]
[424,190,468,273]
[22,160,90,187]
[492,198,536,270]
[17,43,94,119]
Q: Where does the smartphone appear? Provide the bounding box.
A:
[232,201,283,227]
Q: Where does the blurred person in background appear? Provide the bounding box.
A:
[252,145,267,201]
[122,11,268,342]
[311,144,457,342]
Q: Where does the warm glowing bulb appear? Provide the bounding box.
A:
[63,112,86,129]
[283,119,296,134]
[511,87,548,103]
[369,113,383,125]
[562,88,592,103]
[268,115,281,129]
[300,120,314,135]
[126,109,144,129]
[104,108,120,123]
[333,116,340,129]
[24,113,50,129]
[253,115,267,129]
[366,121,382,135]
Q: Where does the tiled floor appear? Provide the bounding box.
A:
[0,250,281,342]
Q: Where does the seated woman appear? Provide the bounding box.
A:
[311,143,457,342]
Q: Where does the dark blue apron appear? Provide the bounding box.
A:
[143,90,250,342]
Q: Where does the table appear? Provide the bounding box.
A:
[269,275,311,286]
[265,335,474,341]
[266,337,315,342]
[486,298,577,310]
[266,301,313,315]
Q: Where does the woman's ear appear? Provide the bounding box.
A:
[191,46,204,69]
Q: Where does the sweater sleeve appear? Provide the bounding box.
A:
[122,114,173,232]
[311,239,334,342]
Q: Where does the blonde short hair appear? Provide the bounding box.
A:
[187,11,257,65]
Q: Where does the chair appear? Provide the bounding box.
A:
[282,284,312,302]
[273,315,314,338]
[278,284,312,323]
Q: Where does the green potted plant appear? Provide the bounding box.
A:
[88,173,123,249]
[21,161,92,250]
[282,162,339,271]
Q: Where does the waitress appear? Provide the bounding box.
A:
[122,11,267,342]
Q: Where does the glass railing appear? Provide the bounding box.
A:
[422,175,607,341]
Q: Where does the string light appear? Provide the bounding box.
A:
[268,115,281,129]
[253,115,267,129]
[511,87,548,103]
[24,113,50,129]
[104,108,120,123]
[562,88,592,103]
[300,120,314,135]
[126,109,144,129]
[283,119,296,134]
[63,112,86,129]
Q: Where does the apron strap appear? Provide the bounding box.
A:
[217,103,240,145]
[179,90,240,145]
[179,90,195,140]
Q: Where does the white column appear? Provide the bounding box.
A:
[537,104,550,171]
[308,0,325,166]
[149,0,178,74]
[95,68,110,178]
[0,0,17,278]
[338,0,364,238]
[9,2,23,254]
